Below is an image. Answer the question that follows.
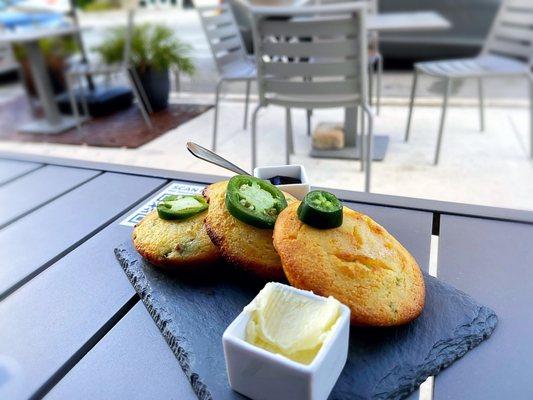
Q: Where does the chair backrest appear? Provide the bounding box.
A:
[0,25,17,73]
[483,0,533,66]
[314,0,378,51]
[197,4,249,74]
[367,0,378,15]
[0,42,18,74]
[250,3,368,107]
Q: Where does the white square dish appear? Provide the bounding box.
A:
[253,165,310,200]
[222,284,350,400]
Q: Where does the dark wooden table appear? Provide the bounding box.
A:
[0,152,532,400]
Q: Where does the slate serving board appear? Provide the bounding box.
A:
[115,241,498,400]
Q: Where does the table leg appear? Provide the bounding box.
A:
[26,41,61,123]
[344,106,389,161]
[344,107,357,147]
[19,41,79,135]
[308,107,389,160]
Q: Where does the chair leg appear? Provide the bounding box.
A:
[405,70,419,142]
[285,107,294,165]
[353,106,358,146]
[368,63,374,107]
[360,106,365,172]
[243,80,251,130]
[130,67,153,114]
[212,79,224,151]
[306,109,312,136]
[362,104,374,193]
[251,104,262,170]
[376,55,383,116]
[77,75,89,117]
[105,72,112,87]
[65,74,82,132]
[478,77,485,132]
[529,74,533,159]
[435,78,452,165]
[174,69,181,92]
[126,68,153,130]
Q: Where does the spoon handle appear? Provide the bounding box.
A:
[186,142,251,176]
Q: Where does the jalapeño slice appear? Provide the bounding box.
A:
[297,190,343,229]
[225,175,288,229]
[156,194,208,220]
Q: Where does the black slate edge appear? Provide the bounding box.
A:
[114,246,213,400]
[377,305,498,399]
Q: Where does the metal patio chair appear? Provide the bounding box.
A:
[197,4,256,151]
[404,0,533,165]
[0,39,18,75]
[366,0,383,115]
[250,3,374,192]
[301,0,382,141]
[313,0,382,116]
[65,10,153,132]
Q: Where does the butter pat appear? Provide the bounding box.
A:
[245,282,341,365]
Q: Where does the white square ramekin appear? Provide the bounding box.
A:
[253,165,310,200]
[222,284,350,400]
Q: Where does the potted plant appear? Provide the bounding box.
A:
[95,23,195,111]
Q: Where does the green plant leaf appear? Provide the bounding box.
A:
[93,23,195,76]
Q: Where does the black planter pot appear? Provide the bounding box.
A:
[136,67,170,111]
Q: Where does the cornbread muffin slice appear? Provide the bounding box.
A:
[132,210,220,269]
[273,202,425,326]
[203,181,295,281]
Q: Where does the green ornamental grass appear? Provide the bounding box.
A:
[95,23,195,75]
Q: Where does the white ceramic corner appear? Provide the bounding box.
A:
[253,165,310,200]
[222,284,350,400]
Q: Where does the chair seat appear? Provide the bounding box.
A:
[220,60,256,80]
[68,62,124,77]
[415,54,529,78]
[266,93,360,108]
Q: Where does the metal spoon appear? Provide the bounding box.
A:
[186,142,251,176]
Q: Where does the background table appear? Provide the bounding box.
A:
[0,26,81,134]
[0,151,531,400]
[367,12,450,33]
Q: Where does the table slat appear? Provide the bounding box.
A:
[0,165,99,228]
[0,159,42,186]
[0,172,165,299]
[345,201,433,271]
[45,302,196,400]
[434,215,533,400]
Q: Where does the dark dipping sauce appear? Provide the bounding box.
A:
[268,175,302,185]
